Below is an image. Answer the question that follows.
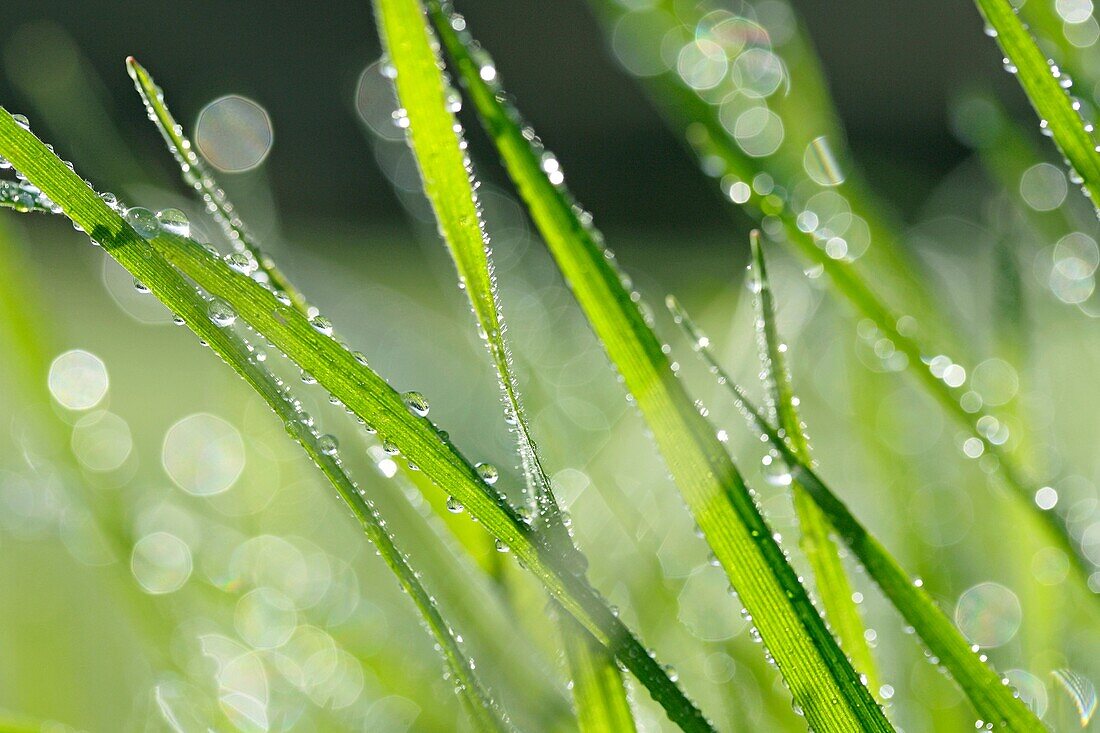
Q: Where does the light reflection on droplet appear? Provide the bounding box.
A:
[1054,231,1100,279]
[954,581,1022,648]
[363,694,419,730]
[733,106,784,157]
[131,531,193,594]
[1004,669,1048,717]
[730,47,784,98]
[1065,15,1100,47]
[235,587,298,649]
[72,411,132,472]
[356,59,404,142]
[970,358,1019,407]
[803,136,845,186]
[1019,162,1068,211]
[200,634,270,731]
[195,95,273,173]
[48,349,109,410]
[611,10,674,77]
[1031,546,1070,585]
[677,38,728,90]
[1052,668,1098,726]
[163,413,246,496]
[307,648,365,710]
[1056,0,1095,24]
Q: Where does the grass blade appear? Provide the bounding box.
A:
[123,60,574,726]
[666,300,1048,732]
[0,108,710,733]
[371,0,634,727]
[0,108,511,733]
[559,614,639,733]
[746,231,878,690]
[426,4,893,731]
[578,0,1094,593]
[124,58,309,314]
[972,0,1100,211]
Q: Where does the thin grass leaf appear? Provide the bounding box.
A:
[577,0,1095,593]
[426,4,892,731]
[666,300,1048,732]
[0,108,712,733]
[371,1,635,728]
[0,108,510,733]
[559,614,639,733]
[125,60,575,727]
[972,0,1100,211]
[589,0,970,361]
[124,58,309,314]
[746,231,878,691]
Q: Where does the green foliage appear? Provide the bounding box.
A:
[1,0,1096,730]
[666,292,1046,731]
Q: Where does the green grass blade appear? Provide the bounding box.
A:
[0,108,511,733]
[152,223,709,733]
[559,613,639,733]
[745,232,878,691]
[667,302,1048,732]
[124,57,310,314]
[0,109,710,733]
[372,0,568,545]
[577,0,1094,593]
[372,0,634,727]
[972,0,1100,211]
[426,4,892,731]
[582,0,968,360]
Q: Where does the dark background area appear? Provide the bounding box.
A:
[0,1,1021,232]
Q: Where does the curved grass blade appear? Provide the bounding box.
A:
[371,0,634,728]
[972,0,1100,211]
[154,217,710,733]
[746,232,878,690]
[126,57,572,727]
[0,111,710,733]
[124,58,309,314]
[666,299,1048,732]
[577,0,1094,592]
[0,108,511,733]
[426,4,892,731]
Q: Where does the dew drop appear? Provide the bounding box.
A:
[475,462,499,485]
[124,207,160,239]
[402,391,430,417]
[207,299,236,327]
[318,434,339,456]
[156,208,190,237]
[224,251,257,275]
[309,315,333,336]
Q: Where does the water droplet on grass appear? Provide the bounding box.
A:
[402,391,430,417]
[208,299,236,327]
[476,462,498,485]
[318,434,339,456]
[156,207,190,237]
[125,207,160,239]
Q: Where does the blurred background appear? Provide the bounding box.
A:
[1,0,1099,731]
